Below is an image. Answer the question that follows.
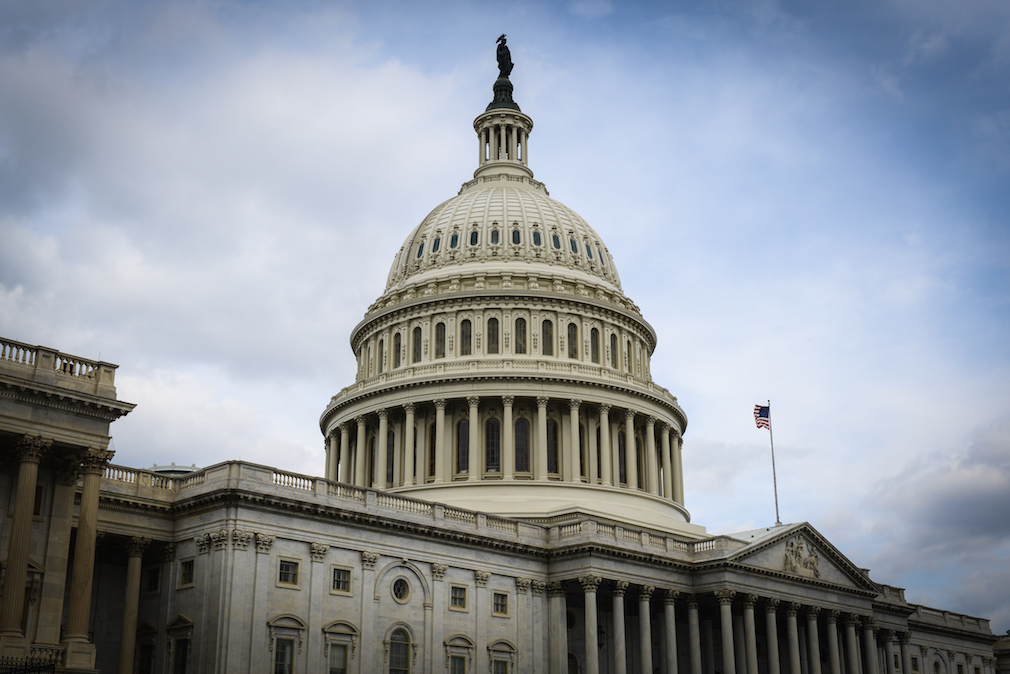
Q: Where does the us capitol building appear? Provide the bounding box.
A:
[0,41,1003,674]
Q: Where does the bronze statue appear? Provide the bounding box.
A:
[496,34,513,79]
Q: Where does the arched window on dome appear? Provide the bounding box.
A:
[416,242,424,258]
[470,231,479,246]
[514,318,527,354]
[586,243,593,260]
[485,419,501,473]
[387,430,395,484]
[377,339,384,374]
[512,229,521,245]
[487,318,499,354]
[491,229,499,244]
[450,233,459,249]
[569,238,578,255]
[542,320,554,356]
[428,423,437,479]
[515,418,530,473]
[546,420,559,474]
[393,333,401,369]
[590,328,600,363]
[610,333,618,369]
[389,628,410,674]
[617,431,627,484]
[435,323,446,358]
[598,246,606,269]
[626,340,633,373]
[567,323,578,359]
[456,419,469,475]
[460,320,472,356]
[532,231,542,247]
[432,237,441,253]
[552,234,561,250]
[413,327,422,364]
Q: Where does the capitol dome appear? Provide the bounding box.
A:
[320,66,702,537]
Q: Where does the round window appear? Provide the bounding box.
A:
[392,578,410,603]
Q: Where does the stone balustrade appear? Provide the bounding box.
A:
[0,336,119,397]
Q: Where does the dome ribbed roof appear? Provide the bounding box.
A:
[385,178,622,293]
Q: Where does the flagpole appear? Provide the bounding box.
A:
[767,399,782,526]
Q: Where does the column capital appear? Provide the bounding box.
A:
[338,421,350,433]
[599,403,611,415]
[536,396,549,408]
[918,646,929,659]
[376,407,388,419]
[946,651,957,663]
[569,399,582,410]
[502,395,515,406]
[639,585,655,601]
[898,632,911,646]
[434,399,447,410]
[624,408,635,420]
[403,402,415,414]
[825,609,840,623]
[80,447,114,474]
[613,580,629,597]
[579,575,602,593]
[742,593,759,609]
[355,414,367,425]
[664,589,680,605]
[685,594,699,609]
[785,601,802,617]
[16,434,52,463]
[845,613,862,627]
[467,396,480,408]
[806,606,821,620]
[126,536,152,557]
[547,581,566,598]
[646,415,656,428]
[861,615,876,629]
[715,589,736,605]
[764,597,780,612]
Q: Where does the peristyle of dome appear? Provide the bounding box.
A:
[319,70,700,536]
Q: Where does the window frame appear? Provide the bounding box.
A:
[487,317,499,354]
[456,419,470,475]
[514,318,527,354]
[178,558,195,589]
[412,327,422,363]
[435,323,446,358]
[330,566,352,595]
[393,333,401,369]
[485,418,501,473]
[449,584,468,612]
[514,418,531,474]
[460,319,472,356]
[567,323,578,359]
[542,320,553,356]
[492,591,509,617]
[277,557,301,589]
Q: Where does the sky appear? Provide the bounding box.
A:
[1,0,1008,633]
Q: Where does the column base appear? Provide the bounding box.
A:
[0,634,28,659]
[62,640,97,672]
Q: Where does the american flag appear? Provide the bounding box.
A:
[754,404,770,429]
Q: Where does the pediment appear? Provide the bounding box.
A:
[728,524,878,593]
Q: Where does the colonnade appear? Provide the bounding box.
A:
[556,582,967,674]
[324,394,685,504]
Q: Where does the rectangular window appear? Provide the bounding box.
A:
[493,592,508,616]
[487,318,499,354]
[274,638,294,674]
[957,666,963,674]
[542,320,553,355]
[450,655,466,674]
[896,655,902,669]
[138,643,155,674]
[450,585,467,610]
[493,661,508,674]
[179,559,194,587]
[332,567,351,593]
[172,638,189,674]
[278,559,299,586]
[912,658,919,673]
[145,566,161,594]
[329,644,347,674]
[33,484,44,517]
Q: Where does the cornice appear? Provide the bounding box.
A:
[905,618,998,644]
[0,378,136,421]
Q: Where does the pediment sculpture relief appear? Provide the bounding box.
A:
[783,536,820,579]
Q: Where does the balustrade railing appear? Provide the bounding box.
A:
[0,338,36,366]
[273,470,313,491]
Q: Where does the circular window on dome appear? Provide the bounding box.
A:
[392,577,411,604]
[552,234,561,249]
[569,238,578,254]
[432,237,441,253]
[470,231,479,246]
[450,233,459,249]
[491,229,500,244]
[512,229,521,245]
[416,242,424,258]
[533,231,542,247]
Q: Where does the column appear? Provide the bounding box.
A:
[0,435,50,637]
[375,409,388,488]
[467,396,480,481]
[882,631,896,674]
[826,611,841,674]
[786,603,802,674]
[354,415,367,487]
[766,599,781,674]
[338,424,351,483]
[599,404,613,486]
[548,582,567,674]
[117,536,152,674]
[624,409,638,489]
[403,404,416,486]
[703,619,716,674]
[581,576,602,674]
[807,607,822,674]
[434,400,447,483]
[735,614,747,674]
[511,125,518,161]
[716,590,737,674]
[744,595,759,674]
[502,396,515,480]
[325,433,336,481]
[646,417,659,494]
[673,432,685,504]
[588,415,599,484]
[569,400,582,482]
[687,595,703,674]
[845,615,862,674]
[899,634,911,674]
[613,581,628,674]
[640,586,655,674]
[65,448,114,642]
[478,126,484,165]
[861,618,879,674]
[665,590,680,674]
[661,425,674,500]
[536,396,549,480]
